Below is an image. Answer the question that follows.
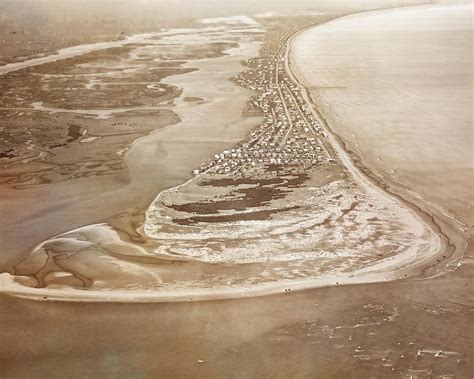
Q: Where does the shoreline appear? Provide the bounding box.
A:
[287,25,459,270]
[289,4,470,273]
[0,9,453,303]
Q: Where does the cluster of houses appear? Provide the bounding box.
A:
[193,51,330,178]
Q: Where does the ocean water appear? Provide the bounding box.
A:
[291,2,473,227]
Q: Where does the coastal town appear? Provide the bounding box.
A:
[193,29,333,178]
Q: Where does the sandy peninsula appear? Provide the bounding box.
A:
[1,13,446,303]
